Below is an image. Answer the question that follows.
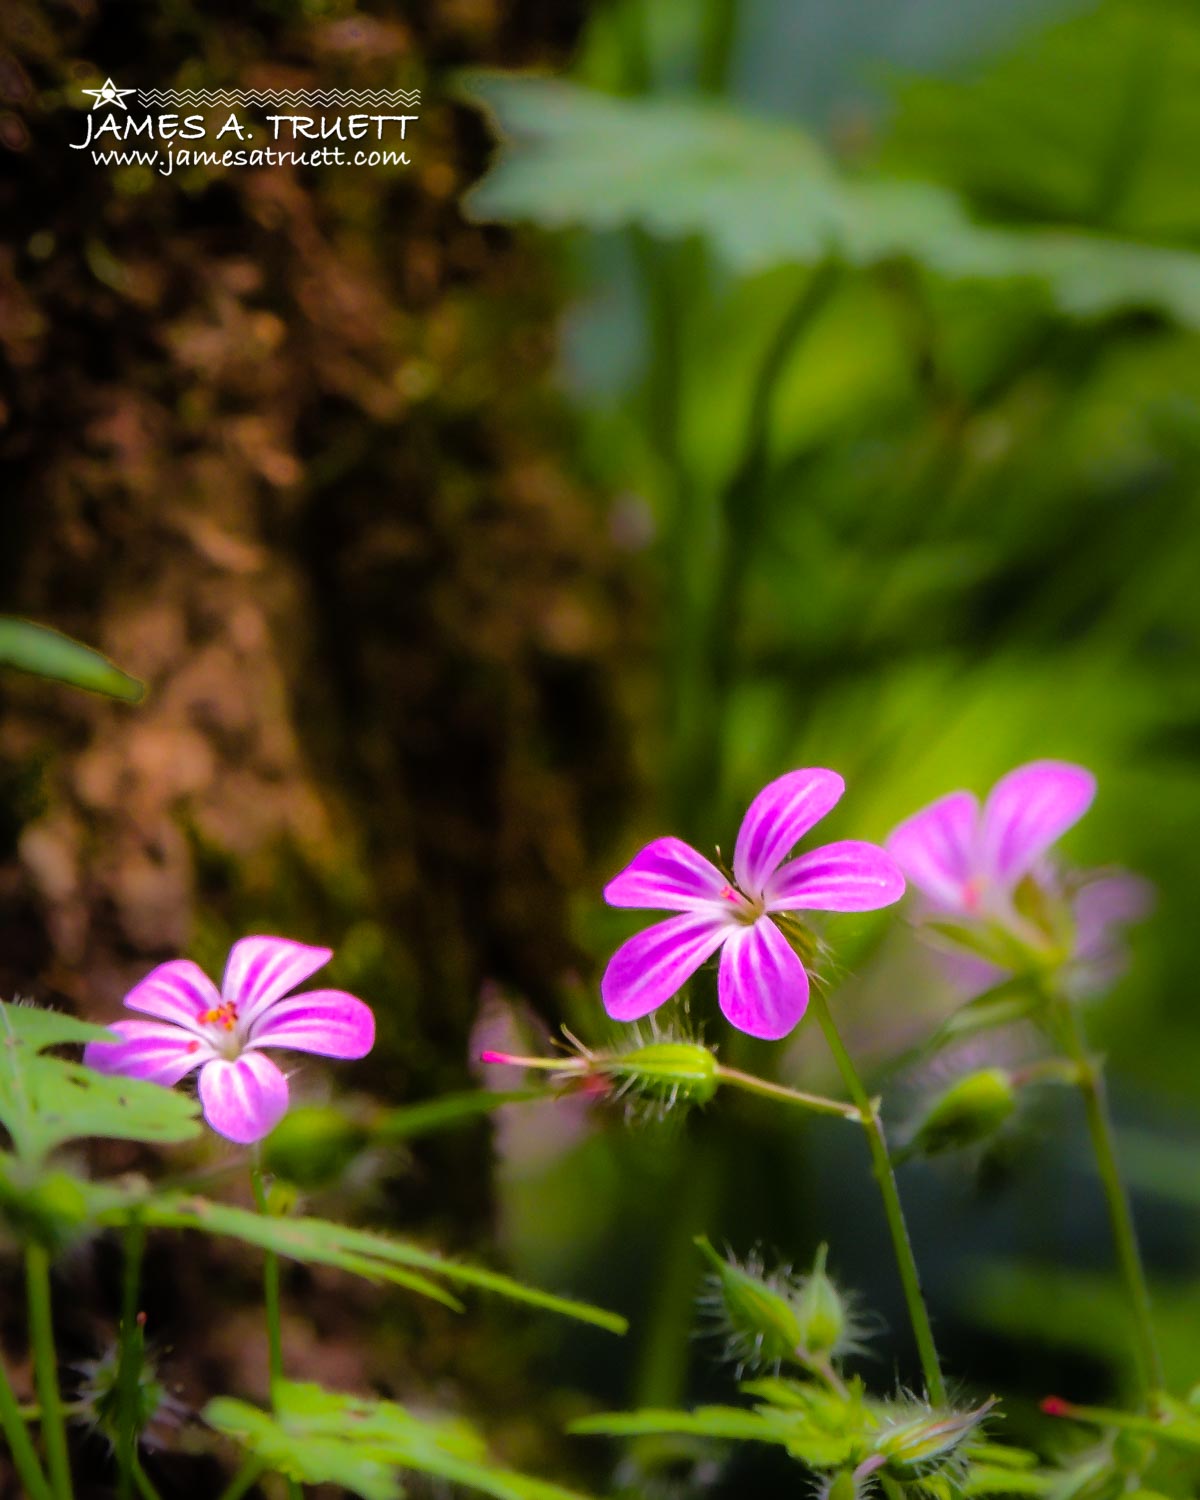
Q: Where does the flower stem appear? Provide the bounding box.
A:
[1049,993,1163,1396]
[250,1159,301,1500]
[249,1164,284,1388]
[714,1064,861,1121]
[0,1350,54,1500]
[218,1458,268,1500]
[807,988,947,1404]
[116,1219,146,1500]
[25,1245,73,1500]
[131,1458,165,1500]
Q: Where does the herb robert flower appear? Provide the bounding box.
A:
[84,937,374,1144]
[886,760,1150,990]
[602,770,904,1039]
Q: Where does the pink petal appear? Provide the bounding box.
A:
[84,1020,214,1086]
[765,840,906,912]
[886,790,980,910]
[248,990,375,1058]
[604,837,729,911]
[717,917,810,1040]
[733,769,845,898]
[1073,872,1154,961]
[222,936,333,1026]
[600,912,732,1023]
[122,960,221,1035]
[198,1052,290,1144]
[982,761,1096,886]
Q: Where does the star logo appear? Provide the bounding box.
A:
[82,78,137,111]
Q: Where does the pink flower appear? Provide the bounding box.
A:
[885,761,1097,923]
[885,761,1150,993]
[84,937,375,1144]
[601,769,905,1040]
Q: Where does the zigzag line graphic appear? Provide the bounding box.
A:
[136,89,421,107]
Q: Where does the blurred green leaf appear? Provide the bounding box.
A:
[965,1260,1200,1395]
[0,1001,200,1165]
[461,74,1200,327]
[570,1403,801,1444]
[207,1380,592,1500]
[0,618,144,702]
[85,1186,628,1332]
[373,1088,542,1141]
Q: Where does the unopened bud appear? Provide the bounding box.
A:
[909,1069,1016,1158]
[695,1235,805,1370]
[794,1244,846,1356]
[877,1401,994,1474]
[77,1343,182,1450]
[601,1041,719,1108]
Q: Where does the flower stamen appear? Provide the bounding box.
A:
[198,1001,239,1032]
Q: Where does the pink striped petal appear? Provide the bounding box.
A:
[886,791,979,910]
[717,917,810,1040]
[1073,872,1154,961]
[248,990,375,1058]
[982,762,1096,886]
[84,1020,214,1086]
[733,770,845,898]
[601,912,732,1023]
[222,936,333,1026]
[604,836,729,911]
[765,840,906,912]
[198,1052,289,1144]
[122,960,221,1036]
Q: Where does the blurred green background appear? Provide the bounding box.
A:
[2,0,1200,1494]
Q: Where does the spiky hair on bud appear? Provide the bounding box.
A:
[816,1465,879,1500]
[873,1391,996,1481]
[585,1011,720,1124]
[73,1342,188,1453]
[694,1239,874,1377]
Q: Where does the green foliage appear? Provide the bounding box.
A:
[261,1105,370,1189]
[372,1088,543,1141]
[206,1380,592,1500]
[461,73,1200,327]
[572,1375,989,1475]
[0,617,144,702]
[0,1000,200,1168]
[80,1182,627,1332]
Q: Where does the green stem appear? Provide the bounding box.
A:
[25,1245,73,1500]
[116,1220,146,1500]
[131,1458,165,1500]
[1050,995,1163,1395]
[714,1064,860,1122]
[250,1161,301,1500]
[0,1349,54,1500]
[217,1458,268,1500]
[249,1165,284,1390]
[807,988,946,1404]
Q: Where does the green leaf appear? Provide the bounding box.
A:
[206,1392,399,1500]
[0,1001,201,1164]
[372,1088,542,1141]
[569,1405,798,1445]
[207,1381,592,1500]
[0,618,144,702]
[573,1387,872,1468]
[459,74,1200,329]
[85,1186,627,1332]
[964,1466,1059,1497]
